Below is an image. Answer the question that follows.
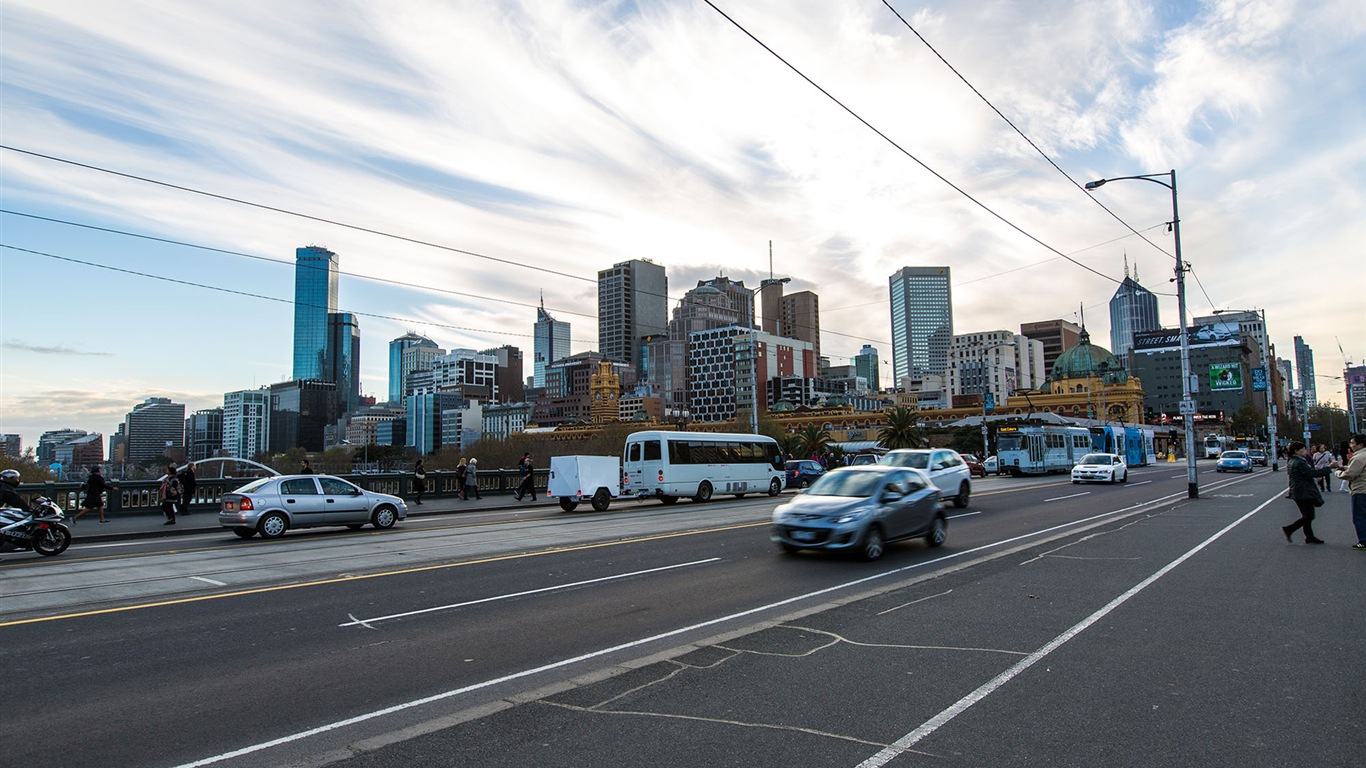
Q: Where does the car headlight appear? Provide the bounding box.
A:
[833,510,869,524]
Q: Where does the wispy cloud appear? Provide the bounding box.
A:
[4,340,113,356]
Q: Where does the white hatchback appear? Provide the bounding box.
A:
[881,449,973,507]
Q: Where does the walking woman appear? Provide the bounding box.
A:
[463,457,481,500]
[412,459,427,506]
[1283,441,1340,544]
[456,458,468,500]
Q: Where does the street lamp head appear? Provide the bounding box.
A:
[1084,179,1106,191]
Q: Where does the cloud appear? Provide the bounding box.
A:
[4,340,113,356]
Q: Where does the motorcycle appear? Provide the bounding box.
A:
[0,496,73,556]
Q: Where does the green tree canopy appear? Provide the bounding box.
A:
[878,406,928,450]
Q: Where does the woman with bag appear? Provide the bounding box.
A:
[412,459,427,506]
[1283,442,1340,544]
[158,464,182,526]
[456,458,468,501]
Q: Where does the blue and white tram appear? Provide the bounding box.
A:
[622,430,786,503]
[1089,425,1157,467]
[996,424,1092,476]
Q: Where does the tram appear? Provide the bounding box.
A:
[1089,425,1157,467]
[996,424,1092,476]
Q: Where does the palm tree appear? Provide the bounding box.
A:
[777,434,803,462]
[796,424,833,460]
[878,406,928,450]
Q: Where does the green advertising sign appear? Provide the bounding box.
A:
[1209,362,1242,391]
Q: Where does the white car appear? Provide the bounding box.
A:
[1071,453,1128,484]
[881,448,973,507]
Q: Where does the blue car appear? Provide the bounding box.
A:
[1216,450,1253,473]
[784,460,826,489]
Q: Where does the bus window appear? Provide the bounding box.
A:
[627,443,641,462]
[643,440,661,462]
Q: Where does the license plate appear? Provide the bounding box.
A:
[792,530,816,542]
[224,501,235,511]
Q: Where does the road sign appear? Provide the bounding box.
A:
[1251,367,1268,392]
[1308,423,1322,431]
[1179,400,1197,415]
[983,392,995,412]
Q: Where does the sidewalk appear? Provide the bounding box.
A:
[64,490,539,543]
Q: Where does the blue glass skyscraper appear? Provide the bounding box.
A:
[533,296,571,389]
[293,246,339,381]
[889,266,953,381]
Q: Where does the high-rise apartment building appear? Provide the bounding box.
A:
[948,331,1046,405]
[223,389,271,459]
[0,434,20,458]
[389,333,440,401]
[889,266,953,381]
[1294,336,1316,408]
[1108,271,1160,365]
[292,246,339,381]
[533,296,571,389]
[1021,319,1083,379]
[781,291,820,362]
[598,259,667,369]
[37,429,88,463]
[123,397,186,464]
[482,345,525,404]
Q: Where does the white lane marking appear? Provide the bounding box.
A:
[339,558,721,628]
[1128,480,1152,487]
[853,489,1282,768]
[1044,492,1091,502]
[172,476,1267,768]
[189,576,227,587]
[946,511,981,519]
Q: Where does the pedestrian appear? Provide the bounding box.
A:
[456,458,468,500]
[464,457,481,500]
[299,459,315,475]
[177,462,197,516]
[74,465,109,524]
[1282,442,1340,544]
[413,459,427,505]
[159,464,182,525]
[1313,444,1334,492]
[514,452,535,502]
[1334,433,1366,550]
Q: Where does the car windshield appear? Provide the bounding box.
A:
[1222,451,1247,459]
[805,471,886,497]
[1079,454,1113,465]
[883,452,929,469]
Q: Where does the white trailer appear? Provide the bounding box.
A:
[547,455,621,512]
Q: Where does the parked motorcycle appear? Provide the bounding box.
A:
[0,496,73,556]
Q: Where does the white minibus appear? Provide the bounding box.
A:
[622,431,785,503]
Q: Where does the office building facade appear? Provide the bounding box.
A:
[1108,275,1160,365]
[854,345,880,392]
[1021,319,1083,379]
[185,408,224,462]
[598,259,667,369]
[1294,336,1316,408]
[389,333,440,402]
[889,266,953,381]
[223,389,271,460]
[533,297,571,389]
[123,397,186,464]
[292,246,339,381]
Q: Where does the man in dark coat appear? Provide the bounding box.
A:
[177,463,197,516]
[1283,441,1340,544]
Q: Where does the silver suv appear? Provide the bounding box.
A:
[219,474,408,539]
[881,449,972,508]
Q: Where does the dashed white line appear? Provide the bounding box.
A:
[946,511,981,519]
[190,576,227,587]
[1044,492,1091,502]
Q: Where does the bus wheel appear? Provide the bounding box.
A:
[768,478,782,496]
[660,496,679,505]
[693,482,713,503]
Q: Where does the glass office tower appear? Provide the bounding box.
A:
[292,246,339,381]
[889,266,953,382]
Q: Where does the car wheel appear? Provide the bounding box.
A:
[779,542,802,555]
[591,488,611,512]
[1120,470,1128,483]
[559,497,579,512]
[768,478,782,496]
[798,478,810,489]
[858,526,885,561]
[1110,470,1120,484]
[258,512,288,539]
[693,481,713,503]
[232,526,256,539]
[926,514,947,548]
[954,482,970,508]
[371,506,397,530]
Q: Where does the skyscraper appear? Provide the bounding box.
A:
[327,311,361,417]
[389,333,439,402]
[1108,265,1160,365]
[854,345,880,392]
[292,246,339,381]
[533,296,571,389]
[1294,336,1317,408]
[598,259,667,369]
[889,266,953,381]
[223,388,271,460]
[1021,319,1083,379]
[781,290,820,362]
[123,397,186,463]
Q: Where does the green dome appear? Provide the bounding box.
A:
[1048,328,1129,386]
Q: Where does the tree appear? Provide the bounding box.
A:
[947,426,982,456]
[1228,404,1264,438]
[878,406,928,450]
[796,424,832,460]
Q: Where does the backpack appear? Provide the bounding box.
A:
[164,476,181,501]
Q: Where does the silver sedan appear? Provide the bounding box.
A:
[219,474,408,539]
[771,465,945,561]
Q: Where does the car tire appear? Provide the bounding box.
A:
[953,482,970,508]
[779,542,802,555]
[925,514,947,548]
[768,478,782,497]
[372,506,398,530]
[1073,479,1081,484]
[858,526,885,561]
[693,481,713,503]
[258,512,288,539]
[591,488,611,512]
[559,497,579,512]
[798,478,810,489]
[1121,470,1128,483]
[232,526,256,539]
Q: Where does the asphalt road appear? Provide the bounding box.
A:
[2,465,1361,768]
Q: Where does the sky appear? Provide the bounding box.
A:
[1,0,1363,454]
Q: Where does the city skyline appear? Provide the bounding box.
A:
[2,1,1362,450]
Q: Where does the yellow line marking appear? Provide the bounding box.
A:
[0,522,767,628]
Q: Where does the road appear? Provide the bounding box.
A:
[2,465,1361,767]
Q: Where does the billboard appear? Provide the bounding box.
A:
[1133,322,1240,354]
[1209,362,1242,391]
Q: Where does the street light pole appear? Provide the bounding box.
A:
[1087,169,1198,498]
